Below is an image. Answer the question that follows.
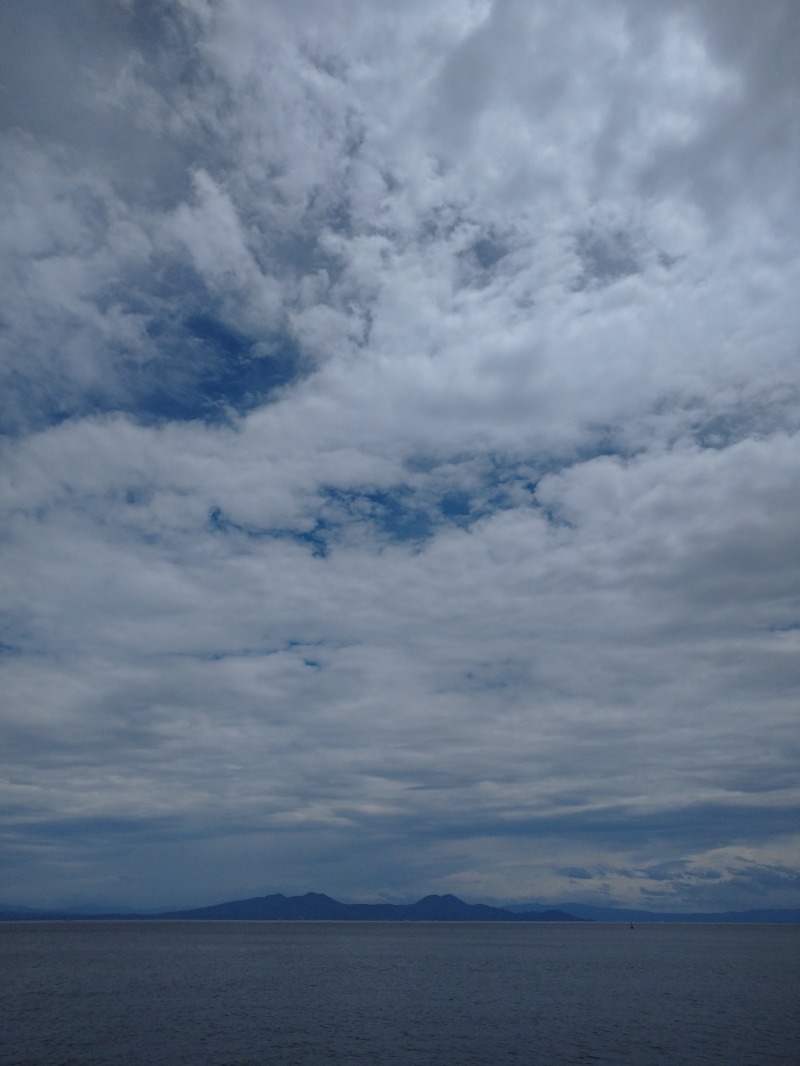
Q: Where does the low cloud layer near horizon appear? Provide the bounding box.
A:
[2,0,799,912]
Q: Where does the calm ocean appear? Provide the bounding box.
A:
[1,921,798,1065]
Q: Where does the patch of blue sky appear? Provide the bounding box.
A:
[328,482,496,541]
[327,459,544,540]
[335,474,569,543]
[208,506,331,557]
[390,446,644,537]
[206,449,630,557]
[129,303,304,425]
[151,316,299,417]
[439,491,472,522]
[2,302,306,439]
[207,485,462,553]
[322,486,435,544]
[437,446,622,499]
[74,257,307,430]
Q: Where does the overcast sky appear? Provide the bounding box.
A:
[1,0,799,913]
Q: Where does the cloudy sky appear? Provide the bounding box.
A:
[1,0,799,913]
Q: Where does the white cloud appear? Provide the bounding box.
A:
[1,0,799,910]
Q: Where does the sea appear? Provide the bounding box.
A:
[1,921,798,1065]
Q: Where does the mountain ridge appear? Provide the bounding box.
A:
[153,891,580,922]
[0,892,578,922]
[2,892,798,923]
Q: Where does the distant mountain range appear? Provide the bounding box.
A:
[0,892,576,922]
[155,892,581,922]
[1,892,798,923]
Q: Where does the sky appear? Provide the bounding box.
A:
[1,0,799,914]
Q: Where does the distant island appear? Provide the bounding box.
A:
[1,892,798,923]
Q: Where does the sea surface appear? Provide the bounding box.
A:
[1,921,798,1065]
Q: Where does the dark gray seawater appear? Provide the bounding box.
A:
[1,921,798,1065]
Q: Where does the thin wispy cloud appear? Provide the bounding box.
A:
[1,0,798,911]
